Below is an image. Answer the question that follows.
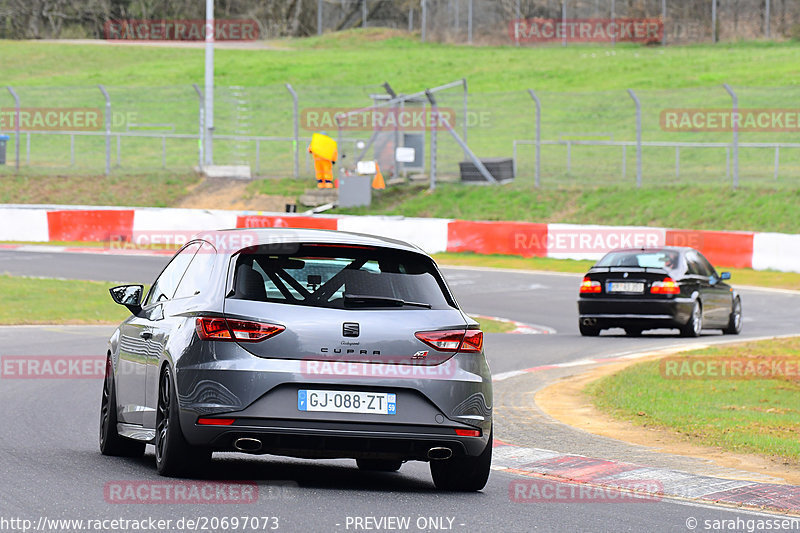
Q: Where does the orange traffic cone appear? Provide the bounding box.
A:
[372,164,386,190]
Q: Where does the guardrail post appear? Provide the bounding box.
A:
[6,86,20,172]
[468,0,473,44]
[723,83,739,189]
[192,84,204,170]
[286,83,300,178]
[421,0,427,42]
[527,89,541,188]
[98,84,111,175]
[462,78,468,143]
[712,0,718,43]
[627,89,642,188]
[773,146,779,180]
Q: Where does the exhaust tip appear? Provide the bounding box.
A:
[427,447,453,460]
[234,437,262,453]
[582,318,597,327]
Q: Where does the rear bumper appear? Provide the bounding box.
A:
[174,355,492,461]
[183,418,488,460]
[578,296,694,329]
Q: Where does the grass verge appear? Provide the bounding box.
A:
[0,172,200,207]
[586,338,800,464]
[433,252,800,291]
[337,183,800,234]
[0,275,128,325]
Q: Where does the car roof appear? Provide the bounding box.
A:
[606,246,693,254]
[194,228,427,256]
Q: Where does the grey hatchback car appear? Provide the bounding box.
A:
[100,228,493,491]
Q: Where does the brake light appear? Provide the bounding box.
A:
[415,329,484,353]
[197,417,236,426]
[454,428,481,437]
[580,277,602,294]
[651,277,680,295]
[195,317,284,342]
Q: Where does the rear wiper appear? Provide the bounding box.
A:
[344,294,432,309]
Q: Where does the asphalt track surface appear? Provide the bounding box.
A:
[1,249,799,533]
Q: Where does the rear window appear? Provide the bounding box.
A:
[595,250,681,271]
[228,243,455,310]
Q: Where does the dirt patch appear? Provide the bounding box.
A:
[176,178,293,211]
[536,356,800,485]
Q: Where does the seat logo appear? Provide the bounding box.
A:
[343,322,360,337]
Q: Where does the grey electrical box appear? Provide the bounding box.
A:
[338,176,372,208]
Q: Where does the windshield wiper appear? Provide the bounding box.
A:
[344,294,432,309]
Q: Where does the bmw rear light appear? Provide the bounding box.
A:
[650,277,680,295]
[580,277,602,294]
[195,317,284,342]
[415,329,484,353]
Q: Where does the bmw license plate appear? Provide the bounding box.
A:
[607,282,644,293]
[298,390,396,415]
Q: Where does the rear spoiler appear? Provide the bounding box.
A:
[588,266,670,275]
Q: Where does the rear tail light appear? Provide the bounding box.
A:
[415,329,484,353]
[195,317,284,342]
[197,417,236,426]
[454,428,481,437]
[580,277,602,294]
[650,277,680,295]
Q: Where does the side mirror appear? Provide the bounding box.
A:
[720,272,731,281]
[109,284,144,315]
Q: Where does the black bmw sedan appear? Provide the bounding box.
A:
[577,247,742,337]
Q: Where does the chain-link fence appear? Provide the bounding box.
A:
[2,82,800,188]
[317,0,800,45]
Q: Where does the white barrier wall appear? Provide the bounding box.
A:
[0,208,49,242]
[337,216,451,254]
[752,232,800,273]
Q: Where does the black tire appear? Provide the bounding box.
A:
[155,366,211,477]
[356,459,403,472]
[579,321,600,337]
[625,328,643,337]
[100,356,146,457]
[723,297,742,335]
[680,301,703,338]
[430,427,492,491]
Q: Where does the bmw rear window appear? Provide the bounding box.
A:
[595,250,682,272]
[228,243,455,310]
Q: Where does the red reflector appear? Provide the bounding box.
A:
[454,429,481,437]
[415,329,484,353]
[651,277,680,295]
[579,277,602,294]
[197,418,235,426]
[195,317,284,342]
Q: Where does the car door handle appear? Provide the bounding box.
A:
[140,331,153,340]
